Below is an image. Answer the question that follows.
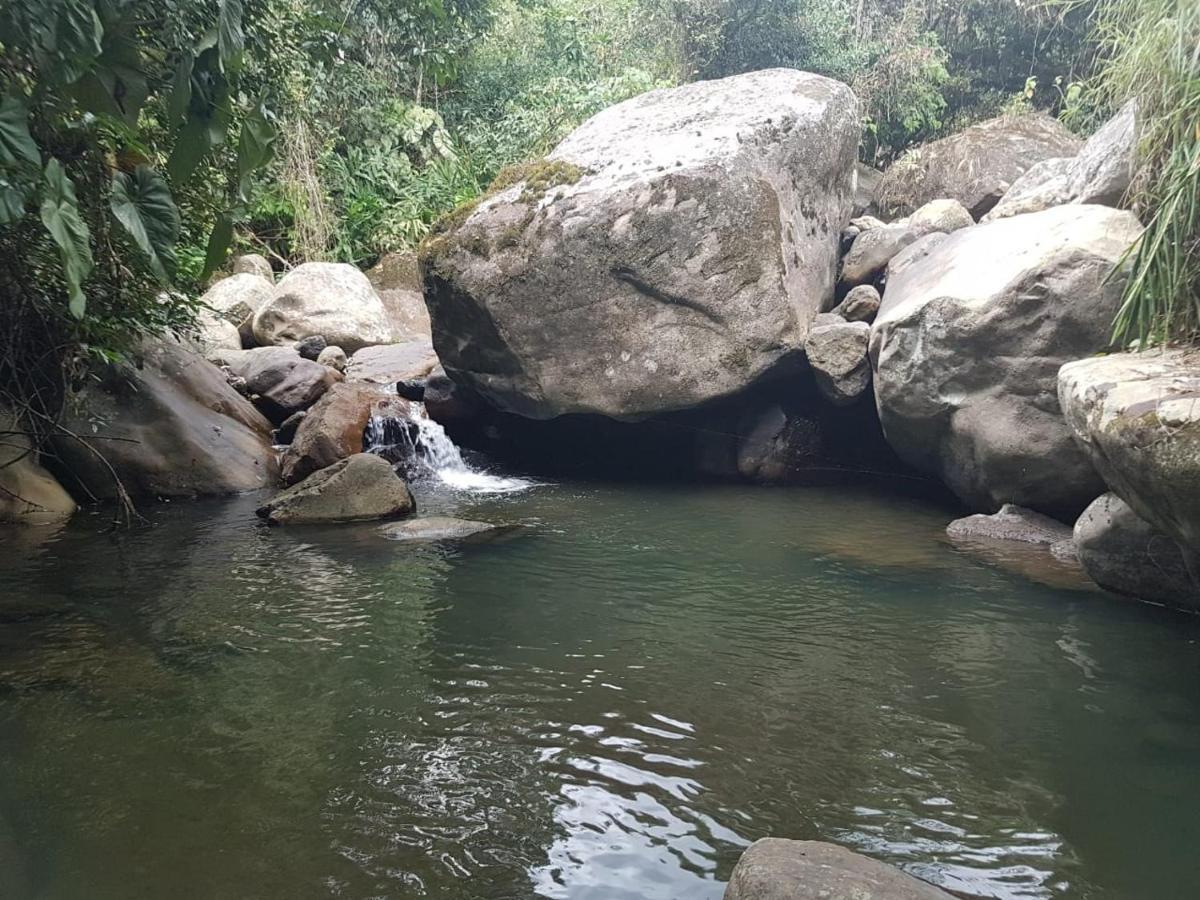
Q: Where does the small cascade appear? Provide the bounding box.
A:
[364,403,533,494]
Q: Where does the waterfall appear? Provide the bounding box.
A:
[364,403,532,494]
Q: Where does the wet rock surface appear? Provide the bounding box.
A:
[257,453,415,525]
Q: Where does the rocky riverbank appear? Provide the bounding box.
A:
[3,68,1197,608]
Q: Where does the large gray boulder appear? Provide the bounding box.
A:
[1,407,76,525]
[252,263,394,353]
[365,250,432,340]
[877,113,1083,219]
[52,338,279,500]
[213,346,342,424]
[200,273,275,346]
[871,204,1143,518]
[985,101,1138,221]
[1074,493,1199,608]
[723,839,953,900]
[1059,349,1200,563]
[421,68,860,420]
[256,453,414,525]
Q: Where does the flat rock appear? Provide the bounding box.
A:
[947,503,1072,545]
[378,516,508,542]
[345,340,439,385]
[723,839,953,900]
[257,453,414,525]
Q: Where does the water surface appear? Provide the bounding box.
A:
[1,479,1198,899]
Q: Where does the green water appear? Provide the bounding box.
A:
[1,479,1198,899]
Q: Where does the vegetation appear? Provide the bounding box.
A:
[1087,0,1200,346]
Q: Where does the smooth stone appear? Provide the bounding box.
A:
[231,253,274,282]
[831,284,880,323]
[256,453,414,525]
[213,346,342,425]
[0,407,76,525]
[316,345,347,372]
[200,273,275,346]
[344,340,439,385]
[253,262,394,353]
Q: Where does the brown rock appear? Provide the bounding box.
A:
[257,453,415,525]
[281,382,410,484]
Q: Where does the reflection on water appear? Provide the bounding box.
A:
[1,481,1199,899]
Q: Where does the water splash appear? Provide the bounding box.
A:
[365,403,534,495]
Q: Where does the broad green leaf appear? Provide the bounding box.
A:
[53,1,105,85]
[0,173,32,225]
[236,101,276,200]
[166,116,209,184]
[71,20,150,126]
[110,166,180,283]
[167,53,193,126]
[0,95,40,167]
[218,0,245,73]
[39,159,94,319]
[202,213,234,278]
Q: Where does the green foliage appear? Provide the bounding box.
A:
[39,159,94,319]
[1084,0,1200,346]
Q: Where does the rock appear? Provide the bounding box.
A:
[252,262,393,353]
[191,309,243,358]
[850,215,886,231]
[231,253,274,282]
[295,334,327,361]
[316,345,347,372]
[1066,99,1137,206]
[423,366,481,425]
[421,68,859,420]
[1059,349,1200,562]
[344,339,439,385]
[256,453,414,525]
[52,337,279,500]
[853,162,882,216]
[985,101,1139,221]
[806,321,871,406]
[884,232,949,282]
[947,503,1072,544]
[379,516,507,542]
[841,198,972,286]
[0,407,76,525]
[200,273,275,346]
[365,251,432,341]
[281,382,409,484]
[831,284,880,323]
[1074,493,1200,609]
[215,346,342,425]
[396,378,427,402]
[871,204,1143,519]
[274,410,306,446]
[723,839,954,900]
[812,312,844,329]
[877,113,1083,219]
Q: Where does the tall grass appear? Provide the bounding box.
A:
[1091,0,1200,347]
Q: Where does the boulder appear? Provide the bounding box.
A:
[877,113,1083,219]
[200,273,275,346]
[853,162,882,216]
[274,410,306,446]
[281,382,409,484]
[252,262,393,353]
[723,839,953,900]
[871,204,1143,519]
[985,101,1139,221]
[52,337,279,500]
[316,345,347,372]
[295,334,327,361]
[841,198,972,286]
[365,250,432,340]
[805,321,871,406]
[256,453,414,525]
[1074,493,1200,609]
[231,253,274,282]
[832,284,881,323]
[0,408,76,525]
[947,503,1072,544]
[191,309,243,358]
[1059,349,1200,562]
[379,516,507,542]
[423,366,481,425]
[214,346,342,424]
[344,339,439,385]
[421,68,860,420]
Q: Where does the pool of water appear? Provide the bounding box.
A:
[1,477,1198,899]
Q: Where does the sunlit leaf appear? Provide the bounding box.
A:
[39,159,93,319]
[111,165,180,283]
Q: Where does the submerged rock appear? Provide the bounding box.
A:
[379,516,508,542]
[871,204,1143,519]
[421,68,859,420]
[877,113,1082,219]
[257,453,414,525]
[253,262,393,353]
[52,337,279,500]
[1074,493,1200,609]
[723,838,953,900]
[1059,349,1200,563]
